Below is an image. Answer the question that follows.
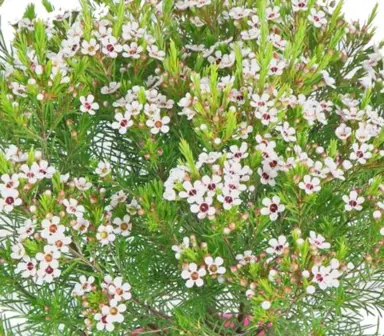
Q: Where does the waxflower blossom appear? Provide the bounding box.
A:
[81,38,100,56]
[113,215,132,236]
[350,143,373,164]
[266,235,288,255]
[63,198,86,217]
[204,256,226,277]
[73,276,95,296]
[335,123,352,140]
[0,189,22,212]
[172,237,190,260]
[299,175,321,195]
[111,112,134,134]
[342,190,365,212]
[80,95,99,115]
[15,257,38,278]
[261,196,285,221]
[107,277,132,301]
[236,251,256,265]
[309,9,327,28]
[190,197,216,219]
[308,231,331,249]
[181,263,207,288]
[311,259,341,290]
[292,0,308,11]
[146,115,170,134]
[97,224,116,245]
[95,160,111,177]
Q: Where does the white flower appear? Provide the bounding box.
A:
[95,160,111,177]
[122,42,143,59]
[113,215,132,236]
[110,190,127,207]
[201,175,222,198]
[308,231,331,249]
[80,95,99,115]
[5,145,27,163]
[103,299,126,323]
[266,6,281,20]
[236,250,256,265]
[261,301,271,310]
[126,101,143,116]
[97,224,116,245]
[40,216,63,239]
[0,188,22,213]
[122,22,145,40]
[292,0,308,12]
[299,175,321,194]
[228,143,248,161]
[229,6,252,20]
[36,262,61,284]
[0,173,20,191]
[74,177,92,190]
[101,82,121,95]
[33,160,56,179]
[172,237,190,260]
[111,112,134,134]
[72,217,90,233]
[261,196,285,221]
[73,275,95,296]
[15,256,37,278]
[350,143,373,164]
[269,59,285,75]
[342,190,364,211]
[108,277,132,301]
[181,263,206,288]
[46,232,72,253]
[204,256,226,277]
[147,45,165,61]
[311,260,341,290]
[276,122,296,142]
[258,166,278,186]
[101,36,122,58]
[266,235,288,255]
[321,70,335,88]
[81,38,100,56]
[146,115,170,134]
[63,198,85,217]
[36,245,61,267]
[17,219,35,241]
[324,157,345,180]
[190,197,216,219]
[217,188,242,210]
[11,243,26,260]
[94,312,115,332]
[179,180,206,204]
[335,123,352,140]
[309,9,327,28]
[255,108,278,126]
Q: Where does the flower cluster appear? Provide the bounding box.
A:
[71,274,132,332]
[2,145,136,288]
[1,0,384,334]
[164,143,252,219]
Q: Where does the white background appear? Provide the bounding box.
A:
[0,0,383,334]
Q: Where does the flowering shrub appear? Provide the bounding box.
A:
[0,0,384,335]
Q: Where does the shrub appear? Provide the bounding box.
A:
[0,0,384,335]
